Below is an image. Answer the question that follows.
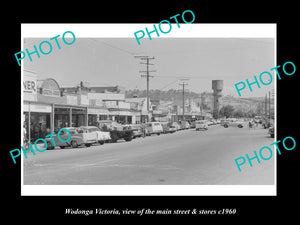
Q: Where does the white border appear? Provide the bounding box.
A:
[21,23,277,196]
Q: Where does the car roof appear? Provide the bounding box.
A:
[63,127,77,130]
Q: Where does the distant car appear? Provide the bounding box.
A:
[268,126,274,138]
[262,120,271,129]
[190,121,196,128]
[180,121,190,129]
[45,127,85,149]
[220,119,228,126]
[77,126,98,147]
[195,120,208,131]
[144,122,163,135]
[81,126,111,145]
[207,120,214,126]
[171,122,181,131]
[223,120,244,128]
[161,123,176,134]
[129,124,143,138]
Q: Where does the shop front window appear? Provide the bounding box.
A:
[24,112,51,141]
[54,108,70,132]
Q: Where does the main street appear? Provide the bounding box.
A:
[23,125,275,185]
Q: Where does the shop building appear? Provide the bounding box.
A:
[23,72,88,141]
[125,97,152,123]
[62,82,141,124]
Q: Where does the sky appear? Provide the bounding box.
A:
[24,37,275,98]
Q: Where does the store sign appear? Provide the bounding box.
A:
[23,80,37,94]
[41,79,61,97]
[24,72,37,101]
[23,103,52,113]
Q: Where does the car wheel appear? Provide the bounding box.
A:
[47,142,54,150]
[124,135,132,142]
[270,134,274,138]
[99,141,105,145]
[60,146,65,149]
[111,133,118,143]
[85,143,91,147]
[71,140,78,148]
[224,124,228,128]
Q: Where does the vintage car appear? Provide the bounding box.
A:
[97,120,134,142]
[143,122,163,135]
[195,120,208,131]
[128,124,144,138]
[161,122,176,134]
[80,126,111,145]
[77,126,98,146]
[180,121,190,129]
[223,120,244,128]
[171,122,181,131]
[45,127,86,149]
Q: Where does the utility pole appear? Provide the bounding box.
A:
[135,56,155,122]
[179,79,189,121]
[264,93,267,119]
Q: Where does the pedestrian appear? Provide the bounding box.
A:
[248,121,252,129]
[142,125,146,138]
[23,124,29,149]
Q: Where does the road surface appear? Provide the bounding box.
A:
[23,125,275,185]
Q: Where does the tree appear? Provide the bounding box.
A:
[219,105,235,118]
[233,109,244,118]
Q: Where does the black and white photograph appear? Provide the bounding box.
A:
[5,4,298,221]
[20,24,276,195]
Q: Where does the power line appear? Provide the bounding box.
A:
[159,79,180,90]
[89,38,136,56]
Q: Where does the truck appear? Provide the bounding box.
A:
[97,120,134,143]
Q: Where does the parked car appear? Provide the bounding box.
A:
[262,119,271,129]
[161,122,176,134]
[82,126,111,145]
[77,126,98,147]
[144,122,163,135]
[207,120,214,126]
[190,120,196,128]
[195,120,208,131]
[220,119,228,126]
[268,126,274,138]
[45,127,85,149]
[97,120,134,142]
[171,122,181,131]
[128,124,143,138]
[180,121,190,129]
[223,120,244,128]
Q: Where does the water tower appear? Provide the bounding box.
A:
[212,80,223,119]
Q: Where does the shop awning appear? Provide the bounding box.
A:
[88,107,110,115]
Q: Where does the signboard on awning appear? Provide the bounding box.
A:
[88,108,109,115]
